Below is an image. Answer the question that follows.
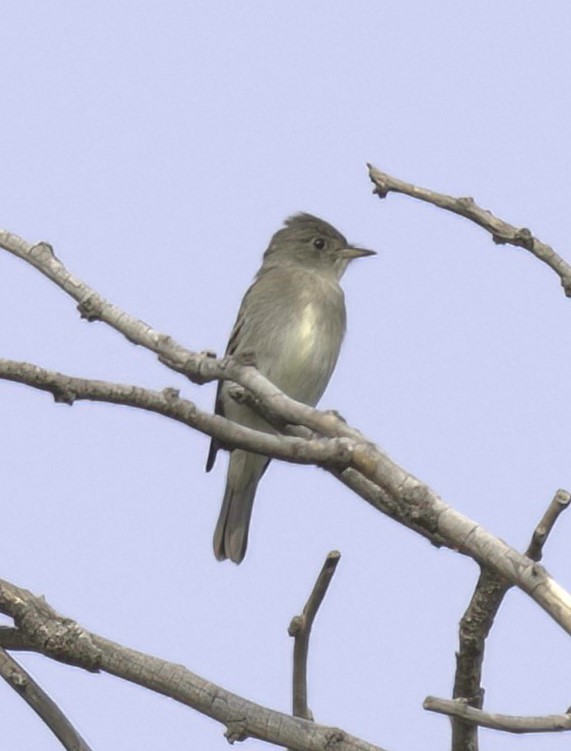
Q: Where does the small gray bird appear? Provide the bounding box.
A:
[206,213,375,563]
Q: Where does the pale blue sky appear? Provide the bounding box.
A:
[2,2,571,750]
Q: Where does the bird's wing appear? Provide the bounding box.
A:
[205,287,251,472]
[205,380,224,472]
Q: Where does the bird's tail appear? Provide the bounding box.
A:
[213,450,270,564]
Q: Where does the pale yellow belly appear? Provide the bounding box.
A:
[273,302,336,405]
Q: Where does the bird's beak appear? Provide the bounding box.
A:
[340,245,376,259]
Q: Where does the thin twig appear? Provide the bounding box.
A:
[288,551,341,721]
[0,648,93,751]
[367,164,571,296]
[424,696,571,734]
[526,489,571,561]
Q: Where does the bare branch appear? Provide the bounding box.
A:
[451,568,505,751]
[424,696,571,734]
[288,551,341,721]
[0,229,267,390]
[526,489,571,561]
[0,358,353,470]
[367,164,571,296]
[448,489,571,750]
[0,627,26,650]
[0,577,387,751]
[339,460,571,635]
[0,579,101,672]
[0,648,94,751]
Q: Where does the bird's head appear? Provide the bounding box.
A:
[263,213,375,279]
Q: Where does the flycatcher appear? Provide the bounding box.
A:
[206,213,375,563]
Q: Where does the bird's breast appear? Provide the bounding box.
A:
[271,288,346,406]
[297,302,320,358]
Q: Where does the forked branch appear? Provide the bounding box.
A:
[0,577,385,751]
[426,490,571,749]
[289,551,341,720]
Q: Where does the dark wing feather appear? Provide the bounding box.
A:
[205,298,249,472]
[205,381,224,471]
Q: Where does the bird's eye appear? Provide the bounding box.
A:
[313,237,325,250]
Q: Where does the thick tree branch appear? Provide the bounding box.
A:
[0,648,93,751]
[444,490,570,750]
[288,551,341,721]
[0,578,387,751]
[424,696,571,734]
[367,164,571,296]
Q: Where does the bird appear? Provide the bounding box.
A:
[206,213,375,563]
